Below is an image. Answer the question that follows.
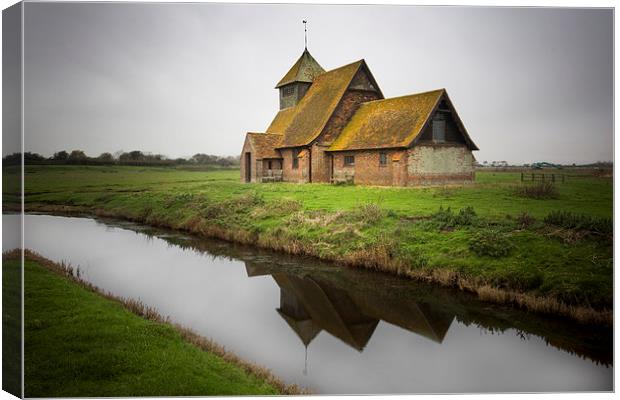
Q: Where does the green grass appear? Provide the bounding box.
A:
[3,251,22,397]
[14,256,280,397]
[5,165,613,315]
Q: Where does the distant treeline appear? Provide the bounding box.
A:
[3,150,240,167]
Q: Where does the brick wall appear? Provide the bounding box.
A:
[281,148,309,183]
[262,159,282,171]
[318,90,381,145]
[331,149,406,186]
[240,137,258,183]
[310,144,331,183]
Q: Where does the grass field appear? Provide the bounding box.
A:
[5,165,613,322]
[6,251,290,397]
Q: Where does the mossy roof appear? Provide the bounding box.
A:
[246,132,283,159]
[266,107,296,134]
[276,49,326,88]
[328,89,469,151]
[278,60,365,148]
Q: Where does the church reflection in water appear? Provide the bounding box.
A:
[245,262,454,352]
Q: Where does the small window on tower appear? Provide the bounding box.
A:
[283,86,295,97]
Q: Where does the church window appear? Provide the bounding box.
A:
[379,152,388,166]
[283,86,295,96]
[292,149,300,169]
[344,155,355,166]
[432,117,446,142]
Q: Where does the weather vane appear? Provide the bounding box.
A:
[303,20,308,49]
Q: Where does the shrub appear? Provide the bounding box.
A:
[469,230,514,257]
[544,211,612,234]
[513,182,560,200]
[455,206,477,225]
[346,203,385,225]
[431,206,478,229]
[516,212,535,229]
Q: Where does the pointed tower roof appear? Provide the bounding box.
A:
[275,49,325,88]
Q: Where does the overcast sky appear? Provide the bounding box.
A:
[19,3,612,164]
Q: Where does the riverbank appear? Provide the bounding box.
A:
[5,250,301,396]
[5,166,613,325]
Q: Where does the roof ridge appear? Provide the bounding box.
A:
[360,88,446,105]
[321,59,364,76]
[246,132,282,136]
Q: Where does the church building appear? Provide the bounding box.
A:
[240,47,479,186]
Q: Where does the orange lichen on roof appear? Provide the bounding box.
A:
[328,89,445,151]
[266,107,296,134]
[279,60,364,148]
[246,132,283,159]
[276,49,326,88]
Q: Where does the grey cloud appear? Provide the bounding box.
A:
[21,3,612,164]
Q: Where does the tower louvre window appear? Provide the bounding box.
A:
[283,86,295,96]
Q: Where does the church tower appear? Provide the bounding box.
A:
[275,49,325,110]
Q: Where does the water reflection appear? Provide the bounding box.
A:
[16,214,613,393]
[129,218,612,368]
[256,269,451,351]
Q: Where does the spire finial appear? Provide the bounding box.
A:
[302,20,308,50]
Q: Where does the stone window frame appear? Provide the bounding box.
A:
[344,155,355,166]
[379,152,388,167]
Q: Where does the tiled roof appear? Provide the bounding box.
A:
[328,89,446,151]
[275,49,326,88]
[246,133,283,159]
[266,107,296,134]
[278,60,365,148]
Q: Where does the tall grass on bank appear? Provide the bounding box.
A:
[12,199,613,326]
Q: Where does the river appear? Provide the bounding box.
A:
[4,214,612,394]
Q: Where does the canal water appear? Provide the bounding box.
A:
[6,214,613,393]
